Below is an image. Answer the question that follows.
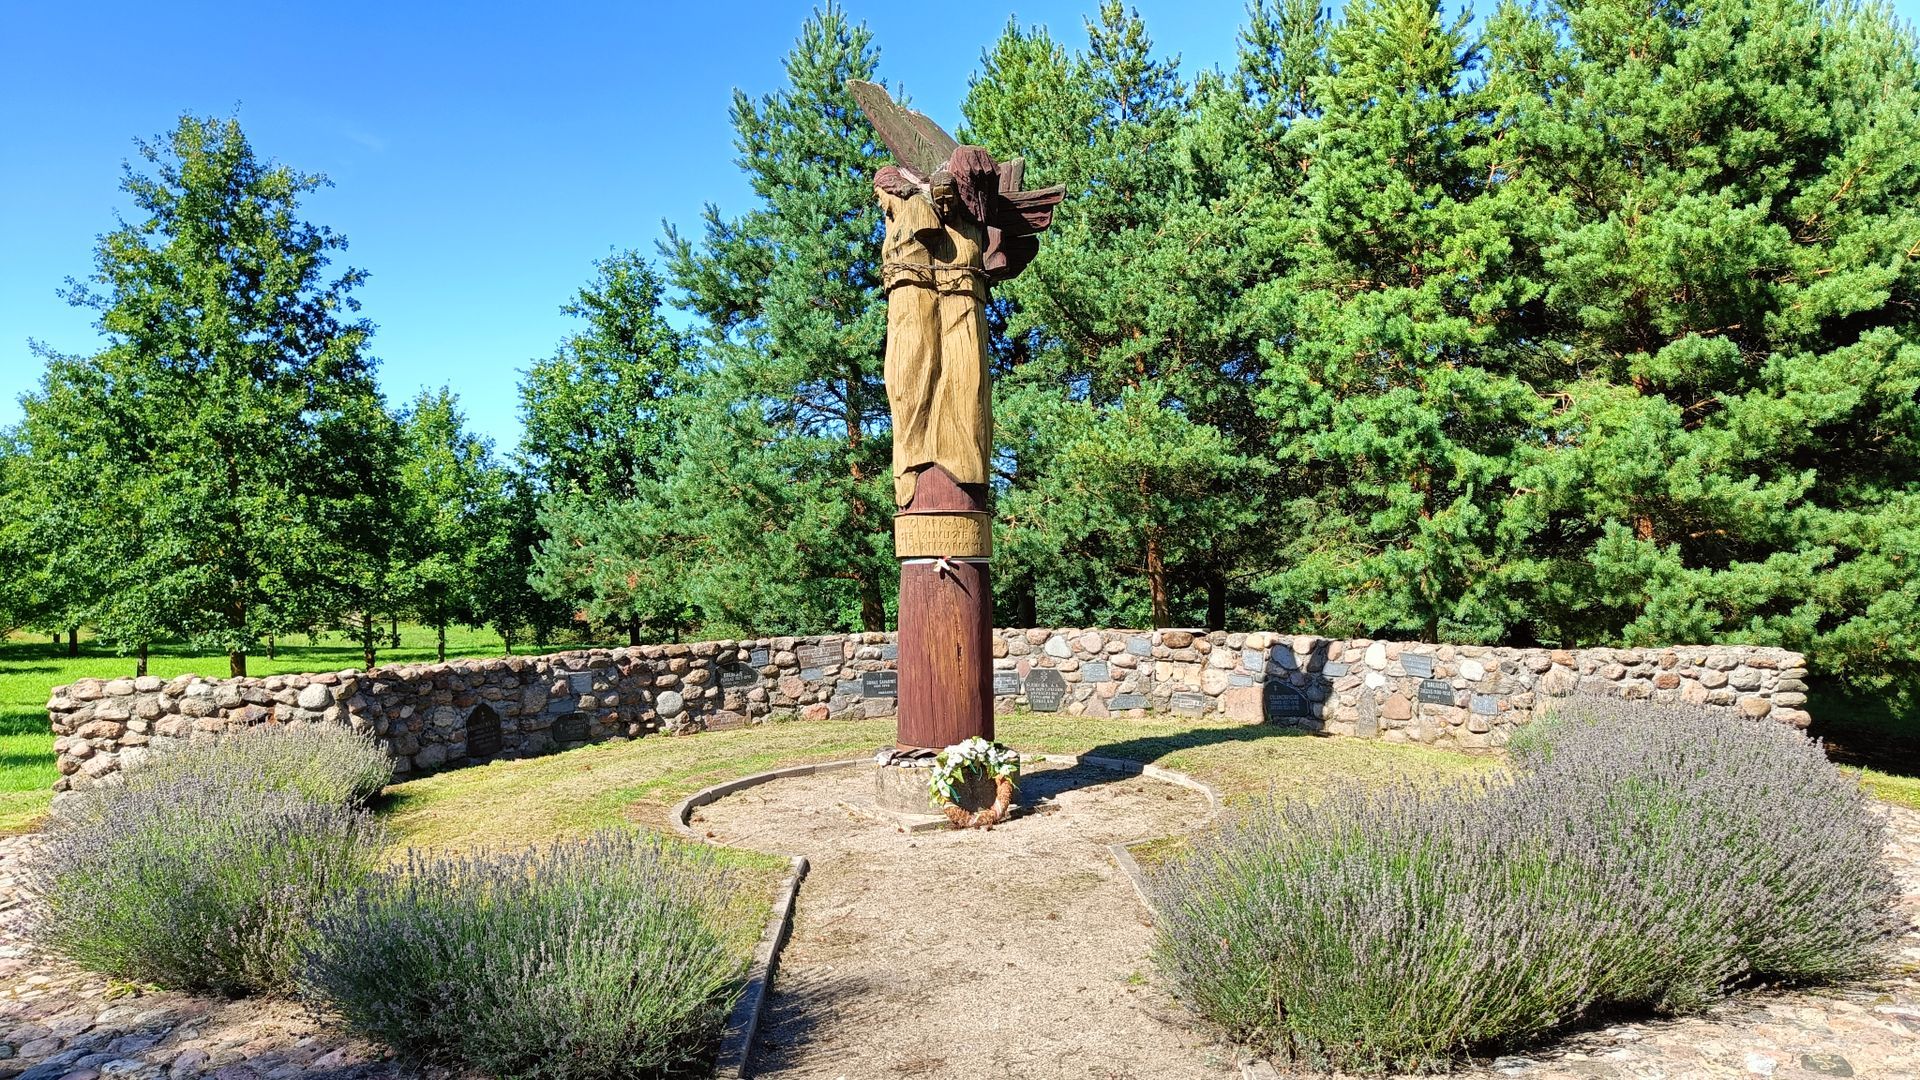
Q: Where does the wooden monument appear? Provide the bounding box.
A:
[847,80,1064,751]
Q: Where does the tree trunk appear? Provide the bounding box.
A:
[267,634,277,660]
[1146,532,1170,628]
[136,643,148,678]
[437,621,447,663]
[1016,576,1037,629]
[860,577,886,633]
[627,618,640,647]
[502,627,515,655]
[229,651,247,677]
[66,627,78,657]
[390,612,400,650]
[361,612,376,671]
[1206,573,1226,632]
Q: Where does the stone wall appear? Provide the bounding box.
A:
[47,629,1808,794]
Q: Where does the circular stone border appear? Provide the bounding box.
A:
[668,753,1221,1077]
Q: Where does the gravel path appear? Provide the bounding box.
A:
[692,759,1240,1080]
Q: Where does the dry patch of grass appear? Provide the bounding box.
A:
[379,711,1496,858]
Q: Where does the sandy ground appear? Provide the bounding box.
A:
[692,760,1239,1080]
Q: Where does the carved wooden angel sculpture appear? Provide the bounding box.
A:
[848,79,1064,753]
[848,80,1065,510]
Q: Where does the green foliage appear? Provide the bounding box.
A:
[10,114,396,676]
[655,3,898,633]
[300,832,750,1079]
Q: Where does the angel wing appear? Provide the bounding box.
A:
[847,80,958,179]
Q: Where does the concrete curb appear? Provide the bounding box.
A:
[674,759,867,1079]
[1031,753,1224,916]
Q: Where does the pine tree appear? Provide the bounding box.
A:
[661,3,896,632]
[1486,0,1920,686]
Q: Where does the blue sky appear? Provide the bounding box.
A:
[5,0,1917,450]
[1,0,1249,449]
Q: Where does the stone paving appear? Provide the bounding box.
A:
[0,834,422,1080]
[1439,803,1920,1080]
[1,800,1914,1080]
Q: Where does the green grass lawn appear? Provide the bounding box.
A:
[0,625,607,833]
[1808,678,1920,811]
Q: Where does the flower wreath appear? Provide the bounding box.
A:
[928,736,1021,828]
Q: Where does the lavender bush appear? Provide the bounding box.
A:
[1150,699,1898,1072]
[28,781,387,996]
[300,831,750,1080]
[124,722,393,807]
[1509,699,1899,996]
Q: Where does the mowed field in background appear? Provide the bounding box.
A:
[0,625,602,831]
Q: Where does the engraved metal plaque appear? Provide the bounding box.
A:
[1417,679,1455,706]
[862,671,898,698]
[718,663,759,689]
[795,639,843,669]
[1264,683,1310,719]
[1401,653,1434,678]
[1322,661,1350,677]
[1108,693,1148,710]
[1171,692,1212,715]
[465,704,502,759]
[749,646,771,667]
[993,670,1022,696]
[1081,661,1111,683]
[1025,668,1067,712]
[1471,694,1501,715]
[552,712,590,744]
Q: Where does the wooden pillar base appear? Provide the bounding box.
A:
[895,558,992,750]
[895,464,993,751]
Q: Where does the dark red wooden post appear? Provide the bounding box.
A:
[894,465,993,750]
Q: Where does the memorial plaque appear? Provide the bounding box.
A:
[1471,694,1501,715]
[1264,682,1311,720]
[1025,668,1067,712]
[1108,693,1148,710]
[1322,661,1350,677]
[749,646,771,668]
[1171,692,1212,715]
[795,639,843,669]
[1081,661,1110,683]
[465,704,502,759]
[567,671,594,695]
[993,670,1022,696]
[552,712,590,745]
[1417,679,1455,706]
[718,663,759,689]
[1401,653,1434,678]
[862,670,899,698]
[1229,673,1252,686]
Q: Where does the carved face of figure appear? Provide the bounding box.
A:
[929,169,958,219]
